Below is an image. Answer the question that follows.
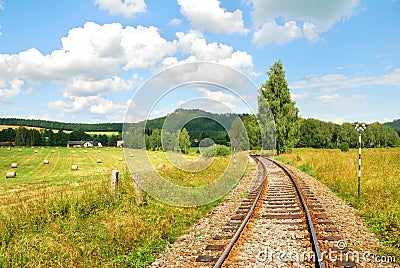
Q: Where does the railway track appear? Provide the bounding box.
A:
[193,156,354,268]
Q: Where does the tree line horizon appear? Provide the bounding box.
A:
[0,61,399,151]
[0,112,398,150]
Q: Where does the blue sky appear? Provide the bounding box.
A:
[0,0,399,124]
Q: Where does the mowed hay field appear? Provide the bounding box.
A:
[0,147,238,267]
[277,148,400,259]
[0,146,126,208]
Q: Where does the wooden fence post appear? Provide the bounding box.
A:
[111,170,120,200]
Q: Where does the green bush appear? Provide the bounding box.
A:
[216,144,231,156]
[201,144,231,158]
[201,145,216,158]
[339,142,349,152]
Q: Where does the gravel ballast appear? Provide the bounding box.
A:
[149,159,397,268]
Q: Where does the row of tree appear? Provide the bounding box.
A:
[0,118,122,132]
[297,118,399,148]
[0,127,121,147]
[256,61,400,153]
[124,127,192,153]
[238,115,399,150]
[1,118,398,150]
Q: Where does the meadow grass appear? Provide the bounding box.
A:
[0,125,43,131]
[278,148,400,260]
[0,147,126,208]
[0,146,243,267]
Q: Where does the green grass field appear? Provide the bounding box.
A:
[277,148,400,260]
[3,146,398,266]
[0,146,244,267]
[0,146,126,208]
[0,125,43,131]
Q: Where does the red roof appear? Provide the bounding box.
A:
[0,141,16,146]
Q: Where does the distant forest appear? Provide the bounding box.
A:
[0,112,399,149]
[384,119,400,135]
[0,118,122,132]
[297,118,399,149]
[0,127,121,147]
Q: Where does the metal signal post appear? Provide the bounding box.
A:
[353,123,368,199]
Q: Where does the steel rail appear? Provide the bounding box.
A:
[267,157,325,268]
[213,155,325,268]
[213,155,268,268]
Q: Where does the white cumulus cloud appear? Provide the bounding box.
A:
[121,25,176,70]
[169,18,182,25]
[249,0,360,46]
[0,79,24,99]
[0,22,176,83]
[302,22,321,43]
[175,30,254,71]
[177,0,248,34]
[89,98,126,114]
[252,20,302,46]
[94,0,146,17]
[197,87,236,109]
[49,95,127,115]
[64,76,135,97]
[0,22,255,86]
[1,21,256,118]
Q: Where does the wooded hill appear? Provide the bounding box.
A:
[0,111,399,149]
[384,119,400,135]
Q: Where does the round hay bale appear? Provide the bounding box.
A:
[34,150,39,153]
[106,148,109,151]
[7,147,11,151]
[96,158,102,163]
[118,157,123,161]
[129,153,134,157]
[153,155,158,159]
[84,150,88,153]
[11,163,17,168]
[71,165,78,170]
[43,159,50,164]
[97,150,101,153]
[51,150,55,153]
[6,171,16,178]
[31,146,35,149]
[157,163,166,170]
[18,149,22,152]
[71,150,75,154]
